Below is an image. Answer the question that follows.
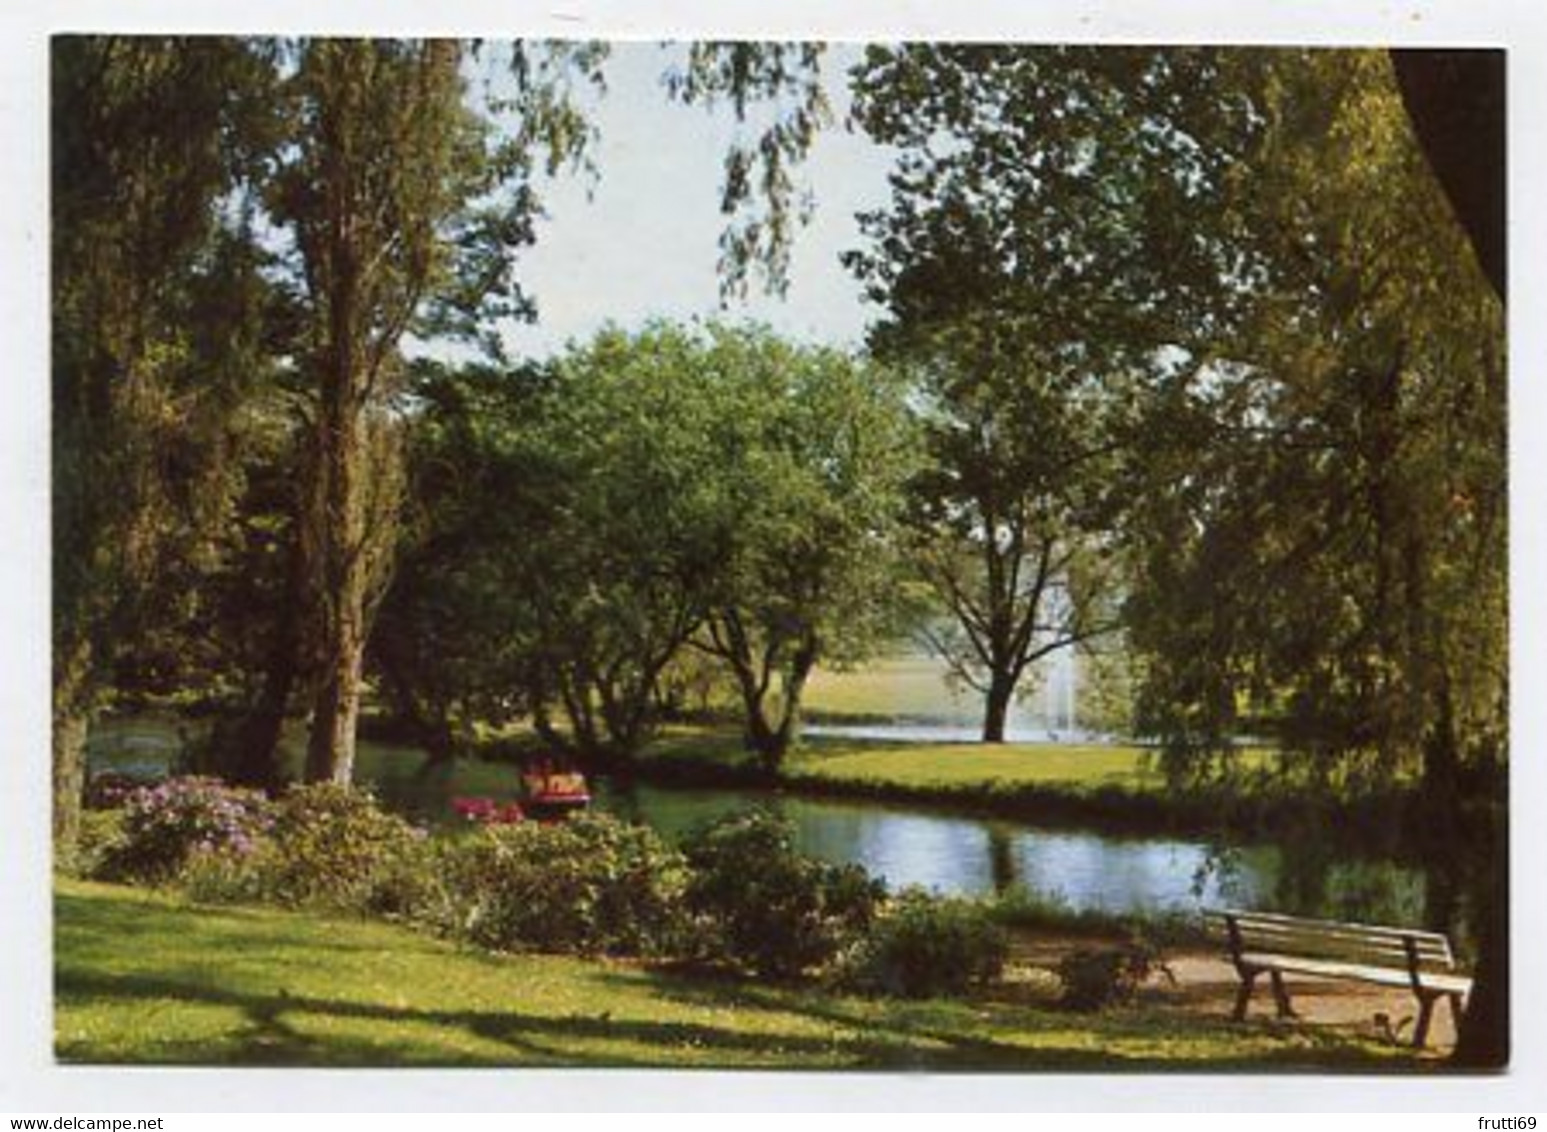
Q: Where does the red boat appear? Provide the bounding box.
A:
[520,761,591,819]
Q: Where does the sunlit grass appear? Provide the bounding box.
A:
[56,879,1403,1069]
[788,741,1166,791]
[805,655,978,720]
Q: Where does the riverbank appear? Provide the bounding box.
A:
[630,728,1419,850]
[55,878,1417,1069]
[84,713,1426,861]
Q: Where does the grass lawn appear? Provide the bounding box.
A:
[642,727,1182,794]
[787,740,1166,792]
[56,878,1407,1070]
[804,655,980,720]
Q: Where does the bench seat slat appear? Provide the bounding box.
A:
[1204,911,1454,966]
[1213,928,1451,968]
[1215,909,1448,941]
[1206,911,1451,950]
[1238,951,1473,996]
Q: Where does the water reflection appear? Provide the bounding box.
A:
[601,781,1288,914]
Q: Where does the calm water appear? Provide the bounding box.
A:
[87,721,1430,923]
[344,745,1430,923]
[600,780,1275,913]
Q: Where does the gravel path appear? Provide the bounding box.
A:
[1005,931,1458,1055]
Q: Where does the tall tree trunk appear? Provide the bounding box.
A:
[304,313,370,784]
[52,634,94,861]
[231,535,306,789]
[234,652,297,789]
[1454,758,1509,1067]
[735,637,817,775]
[981,668,1015,743]
[306,627,364,784]
[1447,810,1509,1063]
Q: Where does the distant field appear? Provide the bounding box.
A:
[804,654,981,720]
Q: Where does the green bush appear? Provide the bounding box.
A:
[1055,937,1171,1012]
[62,808,129,878]
[436,812,690,956]
[840,888,1008,998]
[179,841,275,905]
[681,808,885,978]
[261,783,429,912]
[100,776,272,883]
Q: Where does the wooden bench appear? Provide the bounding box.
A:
[1204,909,1472,1048]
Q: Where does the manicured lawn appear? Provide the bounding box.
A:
[56,879,1404,1070]
[642,727,1177,793]
[788,740,1165,792]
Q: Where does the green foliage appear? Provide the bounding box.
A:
[260,783,429,912]
[62,808,129,879]
[663,43,831,298]
[380,325,916,768]
[1119,51,1506,806]
[847,46,1215,740]
[369,360,558,756]
[99,776,272,884]
[839,889,1007,999]
[1055,937,1171,1012]
[178,841,277,906]
[685,326,920,767]
[682,808,885,977]
[50,36,280,847]
[435,813,691,956]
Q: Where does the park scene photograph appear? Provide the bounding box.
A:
[49,36,1508,1072]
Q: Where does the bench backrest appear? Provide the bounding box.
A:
[1204,909,1455,973]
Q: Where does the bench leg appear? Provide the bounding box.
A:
[1447,992,1466,1036]
[1233,970,1258,1021]
[1413,993,1437,1049]
[1269,970,1297,1019]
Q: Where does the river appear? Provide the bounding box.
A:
[86,721,1431,925]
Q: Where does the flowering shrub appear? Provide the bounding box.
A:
[99,776,272,883]
[85,771,156,810]
[681,808,885,978]
[435,812,689,955]
[261,783,429,912]
[836,889,1007,998]
[450,796,525,825]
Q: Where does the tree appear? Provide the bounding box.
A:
[890,319,1123,742]
[689,328,918,769]
[51,36,277,851]
[264,39,607,784]
[375,325,915,773]
[375,330,730,767]
[1115,50,1506,1062]
[366,361,555,764]
[843,46,1251,739]
[846,44,1507,1061]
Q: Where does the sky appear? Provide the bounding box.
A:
[482,43,898,361]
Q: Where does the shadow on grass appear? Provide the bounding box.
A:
[603,967,1429,1075]
[60,966,989,1069]
[55,887,1424,1072]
